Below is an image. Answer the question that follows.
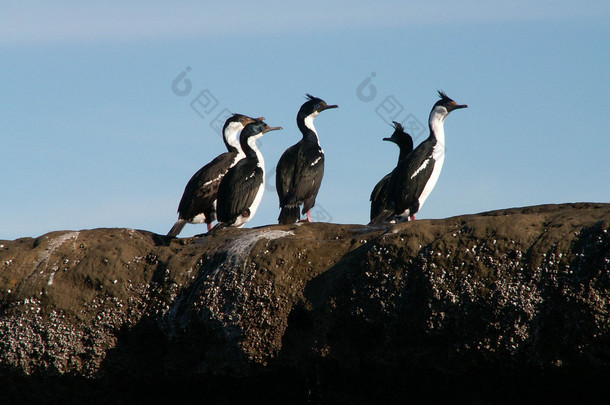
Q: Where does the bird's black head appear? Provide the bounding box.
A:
[222,114,263,133]
[298,94,339,119]
[241,119,283,139]
[383,121,413,151]
[222,114,264,150]
[434,91,468,113]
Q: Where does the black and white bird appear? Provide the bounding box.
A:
[370,91,467,224]
[167,114,260,236]
[215,120,282,228]
[369,121,413,222]
[276,94,338,224]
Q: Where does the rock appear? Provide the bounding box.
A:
[1,203,609,403]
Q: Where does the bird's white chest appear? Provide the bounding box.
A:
[418,146,444,206]
[416,112,446,210]
[234,137,266,228]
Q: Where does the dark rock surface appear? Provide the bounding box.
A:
[1,203,609,404]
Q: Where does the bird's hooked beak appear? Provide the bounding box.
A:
[450,102,468,111]
[263,126,283,134]
[242,117,258,126]
[319,103,338,112]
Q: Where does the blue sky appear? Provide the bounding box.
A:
[2,1,609,239]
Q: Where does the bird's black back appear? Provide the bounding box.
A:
[216,157,263,225]
[276,138,324,219]
[177,151,238,222]
[387,137,436,217]
[369,122,415,221]
[370,172,392,221]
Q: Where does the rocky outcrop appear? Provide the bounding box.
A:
[1,203,609,403]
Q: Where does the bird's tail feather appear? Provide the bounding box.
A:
[210,221,229,232]
[368,209,393,226]
[278,205,300,225]
[167,219,187,237]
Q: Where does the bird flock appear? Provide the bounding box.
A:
[168,91,466,237]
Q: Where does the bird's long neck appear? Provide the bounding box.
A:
[297,112,321,144]
[241,135,265,168]
[428,107,447,160]
[223,122,245,156]
[397,144,411,162]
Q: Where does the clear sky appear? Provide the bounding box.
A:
[2,1,609,240]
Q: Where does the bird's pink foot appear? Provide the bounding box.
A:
[297,210,313,223]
